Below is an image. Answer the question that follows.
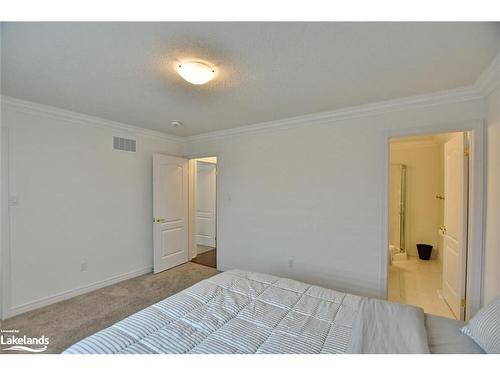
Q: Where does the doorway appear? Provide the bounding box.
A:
[387,132,470,320]
[152,154,218,274]
[189,156,217,269]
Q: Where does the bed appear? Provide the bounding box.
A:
[425,314,484,354]
[64,269,482,354]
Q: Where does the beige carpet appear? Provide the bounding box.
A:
[0,262,218,354]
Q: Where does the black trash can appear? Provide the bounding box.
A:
[416,244,433,260]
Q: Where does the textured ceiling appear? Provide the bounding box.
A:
[2,22,500,136]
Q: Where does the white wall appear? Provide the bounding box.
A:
[0,23,3,318]
[484,84,500,304]
[1,100,184,317]
[1,94,490,317]
[390,140,444,259]
[187,99,484,298]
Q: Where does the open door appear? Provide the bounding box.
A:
[442,133,468,320]
[196,161,217,248]
[153,154,189,273]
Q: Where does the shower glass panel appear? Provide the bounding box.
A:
[389,164,406,251]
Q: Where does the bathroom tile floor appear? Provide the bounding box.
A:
[388,255,456,319]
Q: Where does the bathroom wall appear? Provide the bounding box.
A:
[390,139,444,259]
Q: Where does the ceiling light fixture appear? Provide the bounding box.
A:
[176,61,215,85]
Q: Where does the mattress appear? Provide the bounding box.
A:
[425,314,484,354]
[64,269,457,354]
[64,269,365,354]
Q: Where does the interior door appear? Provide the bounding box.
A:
[389,164,402,250]
[196,161,217,248]
[153,154,188,273]
[442,133,468,320]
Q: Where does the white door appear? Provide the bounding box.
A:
[389,164,403,250]
[442,133,468,320]
[196,161,217,248]
[153,154,189,273]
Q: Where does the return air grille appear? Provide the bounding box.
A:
[113,136,136,152]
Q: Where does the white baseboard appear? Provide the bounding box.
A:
[6,266,152,319]
[196,236,216,248]
[196,245,215,254]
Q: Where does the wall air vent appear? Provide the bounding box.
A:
[113,136,136,152]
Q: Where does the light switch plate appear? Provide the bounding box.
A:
[9,195,19,206]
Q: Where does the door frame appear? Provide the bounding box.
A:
[1,127,12,319]
[188,155,219,268]
[381,120,485,320]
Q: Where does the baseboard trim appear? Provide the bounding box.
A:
[196,236,216,248]
[6,266,152,319]
[196,245,215,255]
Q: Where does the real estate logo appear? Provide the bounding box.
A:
[0,329,49,353]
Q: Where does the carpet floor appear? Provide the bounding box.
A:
[0,262,218,354]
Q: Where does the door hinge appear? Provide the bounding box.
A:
[460,298,466,308]
[464,148,470,157]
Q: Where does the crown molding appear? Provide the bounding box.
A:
[0,96,186,144]
[475,51,500,97]
[185,86,482,143]
[2,71,491,146]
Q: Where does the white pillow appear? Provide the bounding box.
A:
[461,297,500,353]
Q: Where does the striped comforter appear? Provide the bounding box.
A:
[65,269,364,354]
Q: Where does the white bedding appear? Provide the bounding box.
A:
[347,297,429,353]
[64,269,429,354]
[425,314,484,354]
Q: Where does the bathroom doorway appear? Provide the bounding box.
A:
[387,132,470,320]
